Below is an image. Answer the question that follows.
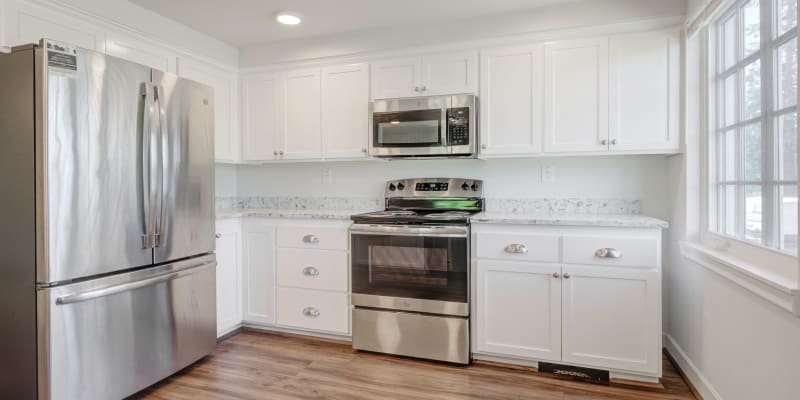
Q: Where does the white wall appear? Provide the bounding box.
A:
[240,0,687,66]
[232,156,674,217]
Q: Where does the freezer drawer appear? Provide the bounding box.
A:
[37,255,217,400]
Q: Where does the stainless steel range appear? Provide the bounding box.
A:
[350,178,484,364]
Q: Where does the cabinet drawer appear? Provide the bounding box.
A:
[562,235,658,268]
[277,287,349,334]
[276,249,348,292]
[475,232,560,262]
[277,225,348,251]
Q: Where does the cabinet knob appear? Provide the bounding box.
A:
[279,150,285,155]
[414,86,420,92]
[563,273,571,279]
[610,139,618,145]
[600,139,608,145]
[362,148,368,153]
[303,234,320,244]
[481,144,487,150]
[594,248,622,258]
[553,272,560,278]
[302,307,320,317]
[215,233,222,239]
[504,244,528,254]
[302,266,320,276]
[420,85,427,91]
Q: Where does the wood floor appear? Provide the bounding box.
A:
[133,329,698,400]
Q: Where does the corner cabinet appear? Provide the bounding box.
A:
[472,224,663,382]
[215,219,243,337]
[370,51,477,99]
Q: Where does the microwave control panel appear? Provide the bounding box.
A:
[447,107,470,146]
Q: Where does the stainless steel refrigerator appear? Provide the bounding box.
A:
[0,39,217,400]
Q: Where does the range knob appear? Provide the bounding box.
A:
[397,182,405,191]
[461,181,470,191]
[471,182,480,191]
[388,183,396,191]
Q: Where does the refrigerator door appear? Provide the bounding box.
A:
[37,254,217,400]
[151,71,215,264]
[40,42,154,283]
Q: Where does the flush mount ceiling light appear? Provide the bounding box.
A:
[275,11,302,25]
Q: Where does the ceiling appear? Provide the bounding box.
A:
[130,0,583,47]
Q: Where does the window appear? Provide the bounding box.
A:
[709,0,798,254]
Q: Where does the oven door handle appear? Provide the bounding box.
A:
[350,225,468,238]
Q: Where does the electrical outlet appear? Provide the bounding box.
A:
[322,168,333,184]
[541,165,556,183]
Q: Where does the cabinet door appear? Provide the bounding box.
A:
[105,31,177,73]
[476,260,561,361]
[178,56,239,163]
[280,68,322,160]
[242,221,276,325]
[370,57,421,99]
[322,63,370,159]
[561,265,660,374]
[479,44,544,156]
[421,51,477,96]
[215,220,242,337]
[609,29,680,152]
[3,0,105,51]
[543,38,609,153]
[241,73,280,161]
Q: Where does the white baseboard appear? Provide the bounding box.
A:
[663,333,723,400]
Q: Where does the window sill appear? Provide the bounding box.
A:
[679,241,800,315]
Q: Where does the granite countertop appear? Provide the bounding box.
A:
[216,208,375,220]
[469,212,669,229]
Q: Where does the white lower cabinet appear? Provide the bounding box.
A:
[561,265,660,374]
[215,219,242,337]
[242,220,277,325]
[276,287,349,333]
[473,225,662,380]
[476,260,561,361]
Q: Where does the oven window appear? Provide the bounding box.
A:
[351,233,468,303]
[373,109,443,147]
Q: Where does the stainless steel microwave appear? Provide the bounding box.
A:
[369,94,477,158]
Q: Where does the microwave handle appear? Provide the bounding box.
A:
[441,106,449,150]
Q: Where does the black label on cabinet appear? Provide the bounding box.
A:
[539,362,610,383]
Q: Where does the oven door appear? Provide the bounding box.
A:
[370,96,449,157]
[350,224,469,316]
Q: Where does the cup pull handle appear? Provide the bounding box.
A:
[303,307,320,317]
[594,248,622,258]
[504,244,528,254]
[303,234,320,244]
[302,266,320,276]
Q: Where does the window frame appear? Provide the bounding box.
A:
[705,0,798,263]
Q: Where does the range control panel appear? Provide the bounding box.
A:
[385,178,483,198]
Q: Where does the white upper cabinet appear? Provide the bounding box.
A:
[479,44,544,156]
[321,63,370,159]
[561,265,661,374]
[280,68,322,160]
[241,72,281,162]
[543,37,609,153]
[105,31,177,73]
[178,56,240,163]
[370,56,421,99]
[609,29,681,152]
[2,0,106,51]
[476,260,561,361]
[370,51,477,99]
[420,51,477,96]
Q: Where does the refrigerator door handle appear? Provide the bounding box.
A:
[55,260,216,305]
[154,85,167,247]
[140,83,158,249]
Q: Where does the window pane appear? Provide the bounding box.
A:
[743,59,761,119]
[779,112,798,180]
[723,129,738,180]
[724,74,738,126]
[780,185,798,253]
[723,185,737,236]
[723,14,737,70]
[743,0,760,57]
[777,38,798,109]
[777,0,798,37]
[745,185,763,242]
[744,124,762,180]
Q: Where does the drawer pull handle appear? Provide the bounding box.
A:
[303,307,320,317]
[504,244,528,254]
[303,234,320,244]
[302,266,320,276]
[594,248,622,258]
